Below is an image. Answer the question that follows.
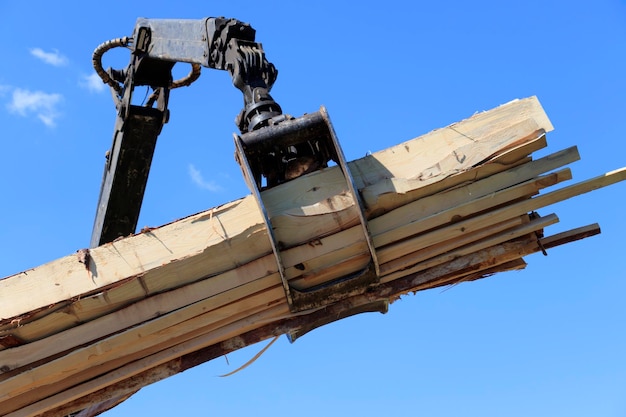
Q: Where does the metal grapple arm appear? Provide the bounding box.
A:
[91,16,381,319]
[91,17,331,247]
[129,17,283,132]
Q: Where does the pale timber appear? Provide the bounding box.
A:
[1,96,625,417]
[0,97,553,322]
[2,139,575,347]
[10,228,597,417]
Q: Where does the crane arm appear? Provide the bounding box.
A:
[91,17,332,247]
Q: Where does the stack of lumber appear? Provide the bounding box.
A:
[1,96,625,417]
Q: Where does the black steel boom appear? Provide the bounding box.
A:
[91,17,335,247]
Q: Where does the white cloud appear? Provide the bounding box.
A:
[7,88,63,127]
[30,48,68,67]
[79,72,106,93]
[189,164,222,191]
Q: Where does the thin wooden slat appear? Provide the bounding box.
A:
[541,223,601,249]
[379,167,626,274]
[373,168,572,249]
[0,209,560,409]
[379,215,530,276]
[0,163,586,374]
[0,197,268,322]
[0,139,569,348]
[8,224,601,417]
[369,145,578,239]
[3,167,623,414]
[9,96,626,417]
[350,96,553,189]
[0,286,288,413]
[381,213,560,282]
[362,130,547,213]
[4,303,291,417]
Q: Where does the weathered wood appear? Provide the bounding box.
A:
[72,393,136,417]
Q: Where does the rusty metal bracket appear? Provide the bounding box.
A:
[235,107,380,313]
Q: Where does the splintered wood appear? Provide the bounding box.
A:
[1,96,625,417]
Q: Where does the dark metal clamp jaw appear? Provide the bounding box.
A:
[216,18,388,329]
[235,108,388,341]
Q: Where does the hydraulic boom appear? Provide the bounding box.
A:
[90,17,380,314]
[91,17,335,247]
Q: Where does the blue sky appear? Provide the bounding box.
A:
[1,1,625,416]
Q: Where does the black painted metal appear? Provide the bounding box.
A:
[235,107,381,314]
[91,17,330,246]
[90,106,164,247]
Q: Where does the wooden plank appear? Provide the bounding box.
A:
[13,160,600,386]
[11,225,602,417]
[0,279,147,347]
[350,96,553,189]
[0,162,577,368]
[0,286,289,413]
[3,303,291,417]
[0,197,268,322]
[262,167,360,248]
[257,106,553,248]
[373,168,572,249]
[0,254,278,373]
[7,135,560,348]
[9,96,622,417]
[361,131,547,213]
[382,236,540,296]
[0,271,282,378]
[369,145,579,243]
[3,164,621,412]
[0,211,561,406]
[280,166,572,290]
[379,215,530,276]
[1,97,552,323]
[26,233,555,417]
[541,223,601,249]
[381,213,560,282]
[380,166,625,269]
[400,258,529,292]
